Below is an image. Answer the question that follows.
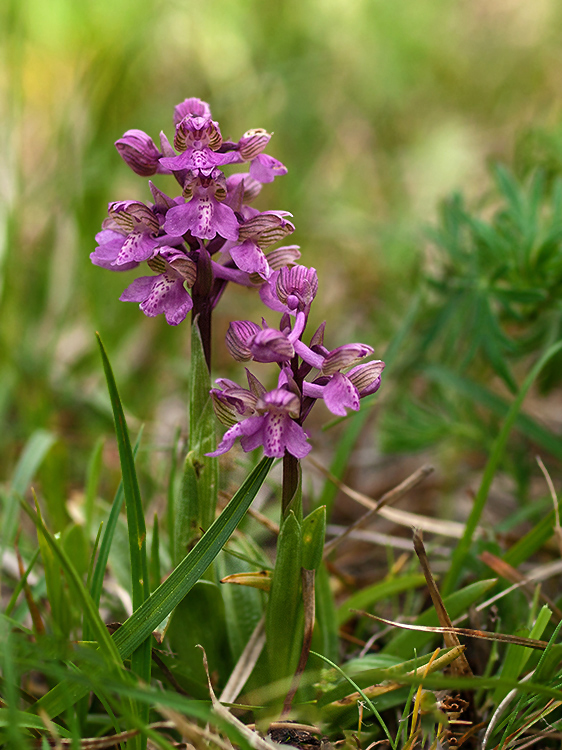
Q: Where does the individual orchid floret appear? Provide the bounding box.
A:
[277,265,318,313]
[119,248,196,325]
[115,130,166,176]
[210,376,261,427]
[91,200,174,270]
[159,113,238,173]
[163,169,239,241]
[224,211,295,279]
[259,263,318,318]
[208,386,311,459]
[299,343,380,417]
[226,320,295,363]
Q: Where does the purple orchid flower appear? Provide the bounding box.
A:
[299,343,380,416]
[259,264,319,316]
[221,210,295,279]
[91,198,185,270]
[163,169,239,241]
[159,114,239,173]
[119,248,196,325]
[226,320,295,363]
[208,383,311,459]
[115,130,168,177]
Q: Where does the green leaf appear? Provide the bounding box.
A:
[424,365,562,461]
[85,436,105,539]
[311,562,339,664]
[33,456,274,719]
[22,501,124,673]
[0,709,71,736]
[493,605,552,705]
[265,510,303,685]
[97,332,151,730]
[503,503,562,567]
[89,431,142,609]
[301,506,326,571]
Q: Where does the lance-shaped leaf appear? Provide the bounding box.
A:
[32,456,274,720]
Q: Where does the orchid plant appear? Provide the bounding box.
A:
[91,97,384,707]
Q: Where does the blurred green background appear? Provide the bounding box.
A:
[3,0,562,495]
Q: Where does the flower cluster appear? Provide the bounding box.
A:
[209,265,385,459]
[91,98,296,325]
[94,97,385,462]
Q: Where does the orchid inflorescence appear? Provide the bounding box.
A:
[92,97,384,461]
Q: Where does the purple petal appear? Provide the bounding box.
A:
[161,280,193,325]
[174,98,212,125]
[321,343,374,376]
[115,129,161,176]
[119,276,156,302]
[250,328,294,363]
[250,153,288,183]
[259,272,288,313]
[229,239,270,278]
[262,412,287,458]
[282,419,312,458]
[323,373,360,416]
[138,276,184,319]
[210,200,240,241]
[226,320,261,361]
[115,232,157,265]
[91,237,139,271]
[207,417,263,456]
[346,360,385,397]
[163,203,192,236]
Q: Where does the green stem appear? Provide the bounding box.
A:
[282,452,300,517]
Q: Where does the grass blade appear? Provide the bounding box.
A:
[443,340,562,594]
[89,431,143,609]
[32,456,274,719]
[96,333,151,746]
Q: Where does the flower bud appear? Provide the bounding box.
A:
[276,265,318,311]
[115,130,162,176]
